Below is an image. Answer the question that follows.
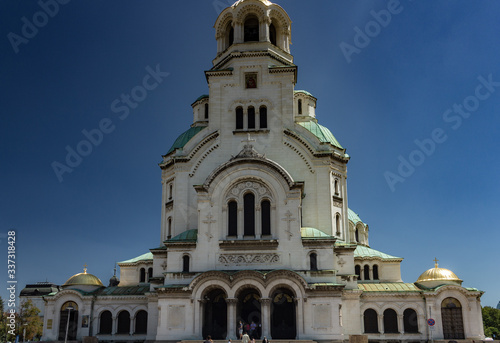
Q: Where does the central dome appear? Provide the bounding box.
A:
[416,260,462,288]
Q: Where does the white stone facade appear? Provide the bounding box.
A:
[24,1,484,342]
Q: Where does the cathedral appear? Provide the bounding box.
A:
[21,1,485,342]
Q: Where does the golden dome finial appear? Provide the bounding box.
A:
[433,257,439,268]
[83,263,88,274]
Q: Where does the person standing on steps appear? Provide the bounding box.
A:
[241,332,250,343]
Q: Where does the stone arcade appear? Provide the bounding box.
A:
[22,1,485,342]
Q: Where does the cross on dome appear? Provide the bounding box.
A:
[433,257,439,268]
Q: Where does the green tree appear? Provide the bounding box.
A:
[482,306,500,339]
[18,300,43,341]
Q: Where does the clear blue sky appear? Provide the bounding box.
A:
[1,0,499,308]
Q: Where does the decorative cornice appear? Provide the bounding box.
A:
[219,239,279,250]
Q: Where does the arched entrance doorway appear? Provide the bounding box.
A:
[441,297,465,339]
[202,289,227,339]
[237,288,261,338]
[271,288,296,339]
[58,301,79,340]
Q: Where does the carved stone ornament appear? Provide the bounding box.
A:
[228,180,270,199]
[218,253,280,266]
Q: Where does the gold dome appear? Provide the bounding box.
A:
[416,259,462,285]
[63,266,104,287]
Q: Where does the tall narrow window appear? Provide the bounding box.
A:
[364,309,379,333]
[204,103,209,119]
[244,16,259,42]
[226,22,234,49]
[270,23,277,45]
[355,265,361,280]
[248,106,255,129]
[335,214,341,235]
[228,201,238,236]
[261,200,271,235]
[355,228,359,243]
[403,308,418,333]
[148,267,153,281]
[139,268,146,283]
[135,310,148,334]
[259,106,267,129]
[244,193,255,236]
[373,265,379,280]
[310,253,318,271]
[99,311,112,334]
[236,107,243,130]
[167,217,172,239]
[117,311,131,334]
[182,255,190,272]
[364,265,370,280]
[383,309,398,333]
[298,99,303,114]
[334,179,339,195]
[169,184,173,200]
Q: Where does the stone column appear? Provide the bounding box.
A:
[398,314,404,334]
[130,316,135,335]
[255,205,261,238]
[260,298,271,338]
[238,207,243,238]
[227,298,238,339]
[378,314,384,334]
[197,299,207,338]
[234,22,243,44]
[112,315,117,335]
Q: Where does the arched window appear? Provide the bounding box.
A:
[148,267,153,281]
[244,193,255,236]
[244,16,259,42]
[135,310,148,334]
[182,255,190,272]
[363,309,378,333]
[167,217,172,240]
[259,106,267,129]
[228,201,238,236]
[117,311,130,334]
[403,308,418,333]
[355,265,361,280]
[204,103,209,120]
[310,253,318,271]
[373,265,379,280]
[261,199,271,235]
[248,106,255,129]
[99,310,112,334]
[139,268,146,283]
[364,265,370,280]
[383,309,398,333]
[225,21,234,49]
[355,228,359,243]
[270,23,277,45]
[298,99,302,114]
[335,214,341,235]
[236,107,243,130]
